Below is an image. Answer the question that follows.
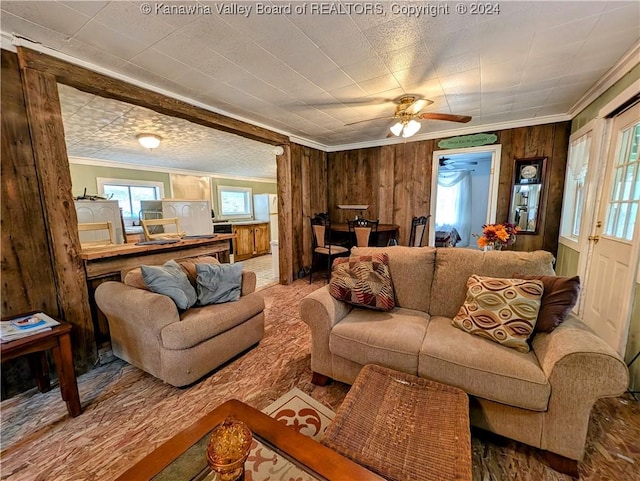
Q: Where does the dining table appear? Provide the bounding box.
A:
[331,223,400,247]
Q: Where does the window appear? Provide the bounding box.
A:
[97,178,164,222]
[604,121,639,241]
[560,132,592,241]
[217,185,253,219]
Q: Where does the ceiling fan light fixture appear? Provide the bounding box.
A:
[390,122,403,136]
[137,133,162,150]
[403,120,421,138]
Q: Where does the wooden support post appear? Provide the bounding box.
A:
[277,144,294,285]
[19,66,97,371]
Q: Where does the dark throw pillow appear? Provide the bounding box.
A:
[329,253,395,311]
[141,260,197,310]
[196,262,243,305]
[514,274,580,333]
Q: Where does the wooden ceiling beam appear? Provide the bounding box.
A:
[16,46,290,146]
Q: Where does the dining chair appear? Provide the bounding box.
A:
[78,221,116,249]
[408,215,430,247]
[347,218,379,247]
[310,214,349,283]
[141,217,184,241]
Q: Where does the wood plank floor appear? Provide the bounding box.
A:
[1,279,638,480]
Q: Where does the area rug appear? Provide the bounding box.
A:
[262,387,335,441]
[242,389,336,481]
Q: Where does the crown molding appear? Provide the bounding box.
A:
[68,156,277,183]
[322,114,571,152]
[569,41,640,117]
[1,33,17,52]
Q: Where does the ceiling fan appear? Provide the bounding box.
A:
[345,95,472,138]
[439,157,478,171]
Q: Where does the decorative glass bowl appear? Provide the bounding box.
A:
[206,417,253,481]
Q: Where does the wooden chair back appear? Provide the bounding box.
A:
[409,215,430,247]
[141,217,183,240]
[310,214,331,249]
[78,221,116,248]
[348,219,379,247]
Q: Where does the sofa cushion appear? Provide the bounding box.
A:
[196,262,243,305]
[514,274,580,333]
[452,275,544,353]
[330,254,395,311]
[330,307,430,375]
[430,249,555,318]
[419,316,550,411]
[351,246,436,312]
[162,292,265,350]
[140,260,197,310]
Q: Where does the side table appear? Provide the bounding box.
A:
[1,317,82,417]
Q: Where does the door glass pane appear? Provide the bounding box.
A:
[604,121,640,240]
[627,203,638,240]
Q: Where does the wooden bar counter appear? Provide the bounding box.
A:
[80,234,234,280]
[80,235,234,347]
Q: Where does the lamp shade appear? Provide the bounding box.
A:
[390,122,404,136]
[403,120,421,138]
[137,133,162,149]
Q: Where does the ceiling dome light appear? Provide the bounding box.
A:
[137,133,162,150]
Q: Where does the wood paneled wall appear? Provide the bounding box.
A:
[289,143,328,277]
[325,122,571,255]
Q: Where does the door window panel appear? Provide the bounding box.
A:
[604,122,640,240]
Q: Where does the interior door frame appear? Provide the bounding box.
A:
[428,144,502,246]
[580,83,640,354]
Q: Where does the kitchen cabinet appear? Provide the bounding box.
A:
[233,222,270,261]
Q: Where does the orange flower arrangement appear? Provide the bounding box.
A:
[476,223,519,249]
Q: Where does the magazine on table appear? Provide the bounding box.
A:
[1,312,60,342]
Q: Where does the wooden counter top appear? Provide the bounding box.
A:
[80,234,235,260]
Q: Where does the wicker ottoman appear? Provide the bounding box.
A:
[321,364,471,481]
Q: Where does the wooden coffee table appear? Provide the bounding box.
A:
[115,399,385,481]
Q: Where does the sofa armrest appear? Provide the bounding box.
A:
[95,281,180,336]
[241,271,257,296]
[531,315,628,459]
[299,286,353,377]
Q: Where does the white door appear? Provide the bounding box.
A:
[582,104,640,355]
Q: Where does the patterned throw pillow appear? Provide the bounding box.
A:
[329,254,395,311]
[452,275,544,353]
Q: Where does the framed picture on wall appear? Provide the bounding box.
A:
[514,157,545,185]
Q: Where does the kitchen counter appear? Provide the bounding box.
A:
[213,220,268,226]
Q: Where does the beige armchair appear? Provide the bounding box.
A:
[95,256,264,387]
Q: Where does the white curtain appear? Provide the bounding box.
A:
[436,171,472,246]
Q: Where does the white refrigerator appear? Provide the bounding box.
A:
[253,194,278,243]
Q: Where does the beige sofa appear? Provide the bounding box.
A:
[299,246,628,466]
[95,256,265,387]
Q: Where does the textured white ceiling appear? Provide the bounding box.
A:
[58,84,279,179]
[1,0,639,165]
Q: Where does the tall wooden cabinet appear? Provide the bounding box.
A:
[234,222,270,261]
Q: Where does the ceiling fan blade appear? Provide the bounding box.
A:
[419,112,472,123]
[404,99,432,115]
[345,116,395,126]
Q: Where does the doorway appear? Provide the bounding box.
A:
[429,145,502,247]
[582,102,640,355]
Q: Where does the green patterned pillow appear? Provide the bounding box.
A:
[452,275,544,353]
